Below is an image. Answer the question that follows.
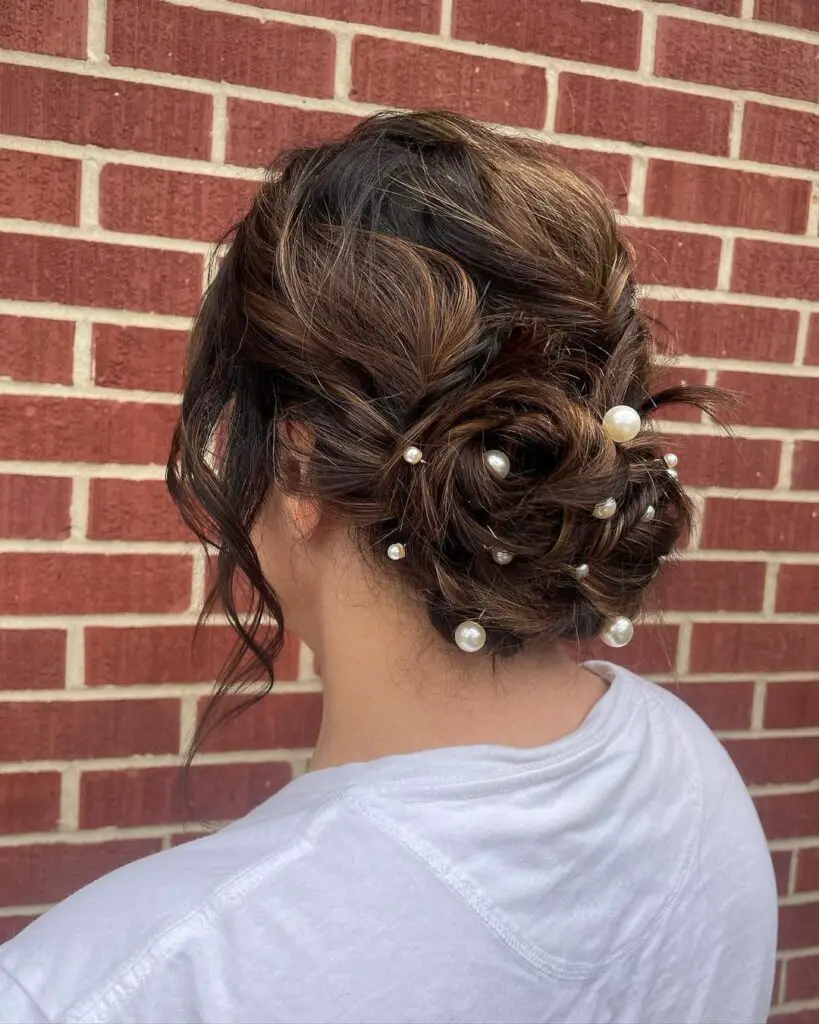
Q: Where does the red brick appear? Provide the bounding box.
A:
[198,691,323,753]
[0,553,191,614]
[0,772,61,834]
[85,625,299,686]
[556,74,731,156]
[702,498,819,553]
[109,0,335,96]
[796,847,819,892]
[772,849,792,896]
[92,324,187,393]
[244,0,438,30]
[724,737,819,786]
[766,680,819,729]
[0,917,37,942]
[0,476,71,540]
[80,761,292,828]
[691,623,819,673]
[453,0,642,69]
[769,1010,819,1024]
[88,479,190,543]
[645,300,798,363]
[777,565,819,614]
[787,953,819,1001]
[351,36,547,129]
[655,0,740,9]
[0,65,211,160]
[586,625,679,675]
[0,150,80,226]
[780,902,819,950]
[0,0,86,57]
[0,839,160,905]
[807,315,819,367]
[792,442,819,491]
[716,371,816,430]
[660,681,754,729]
[733,240,819,302]
[742,103,819,173]
[0,699,179,762]
[757,792,819,839]
[656,560,765,612]
[625,228,721,289]
[656,18,818,103]
[755,0,819,31]
[647,366,709,423]
[0,316,74,384]
[100,166,257,243]
[227,102,359,168]
[0,396,178,464]
[645,160,810,235]
[169,828,209,846]
[550,147,631,212]
[0,235,200,315]
[666,435,781,489]
[0,630,66,691]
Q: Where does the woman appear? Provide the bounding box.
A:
[0,111,776,1023]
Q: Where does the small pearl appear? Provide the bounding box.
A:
[484,449,510,480]
[387,542,406,561]
[454,620,487,653]
[642,504,656,523]
[574,563,590,580]
[600,615,634,648]
[491,547,513,565]
[592,497,617,520]
[602,405,642,443]
[403,446,423,465]
[664,453,679,469]
[666,468,679,481]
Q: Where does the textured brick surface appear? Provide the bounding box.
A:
[0,0,87,57]
[351,37,547,128]
[0,553,191,614]
[667,435,781,489]
[80,761,292,827]
[227,103,360,168]
[0,65,212,158]
[657,560,766,612]
[624,228,721,289]
[644,161,811,234]
[92,324,188,393]
[656,18,818,102]
[244,0,440,31]
[88,479,192,542]
[776,565,819,614]
[198,691,324,752]
[732,240,819,302]
[645,301,799,362]
[766,681,819,729]
[109,0,336,96]
[453,0,642,69]
[661,681,753,730]
[556,75,731,155]
[0,772,61,834]
[0,476,71,539]
[691,623,819,673]
[0,316,75,384]
[0,396,179,464]
[0,235,202,314]
[787,954,819,1001]
[757,792,819,840]
[0,630,66,691]
[0,150,80,225]
[716,371,818,429]
[741,103,819,172]
[657,0,740,10]
[792,443,819,491]
[755,0,819,31]
[726,737,819,786]
[702,499,819,553]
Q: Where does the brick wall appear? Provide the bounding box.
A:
[0,0,817,1014]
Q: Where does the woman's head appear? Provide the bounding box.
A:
[168,110,718,736]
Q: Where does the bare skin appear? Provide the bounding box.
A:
[253,485,608,773]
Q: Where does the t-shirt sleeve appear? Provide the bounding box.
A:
[0,966,50,1023]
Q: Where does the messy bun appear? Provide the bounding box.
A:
[168,110,721,744]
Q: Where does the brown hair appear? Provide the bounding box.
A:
[167,110,720,750]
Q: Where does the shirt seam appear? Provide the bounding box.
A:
[0,964,51,1023]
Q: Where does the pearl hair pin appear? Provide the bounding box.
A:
[403,445,423,465]
[600,615,634,648]
[642,504,656,523]
[454,619,487,653]
[664,452,679,480]
[602,405,642,443]
[484,449,511,480]
[574,563,590,580]
[491,547,514,565]
[386,542,406,561]
[592,497,618,520]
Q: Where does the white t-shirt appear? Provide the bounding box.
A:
[0,662,777,1024]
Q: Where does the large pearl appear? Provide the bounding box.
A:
[602,405,642,443]
[574,563,590,580]
[387,543,406,561]
[484,449,510,480]
[600,615,634,648]
[664,453,678,469]
[403,445,423,465]
[642,504,656,523]
[454,620,486,653]
[491,547,513,565]
[592,497,617,520]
